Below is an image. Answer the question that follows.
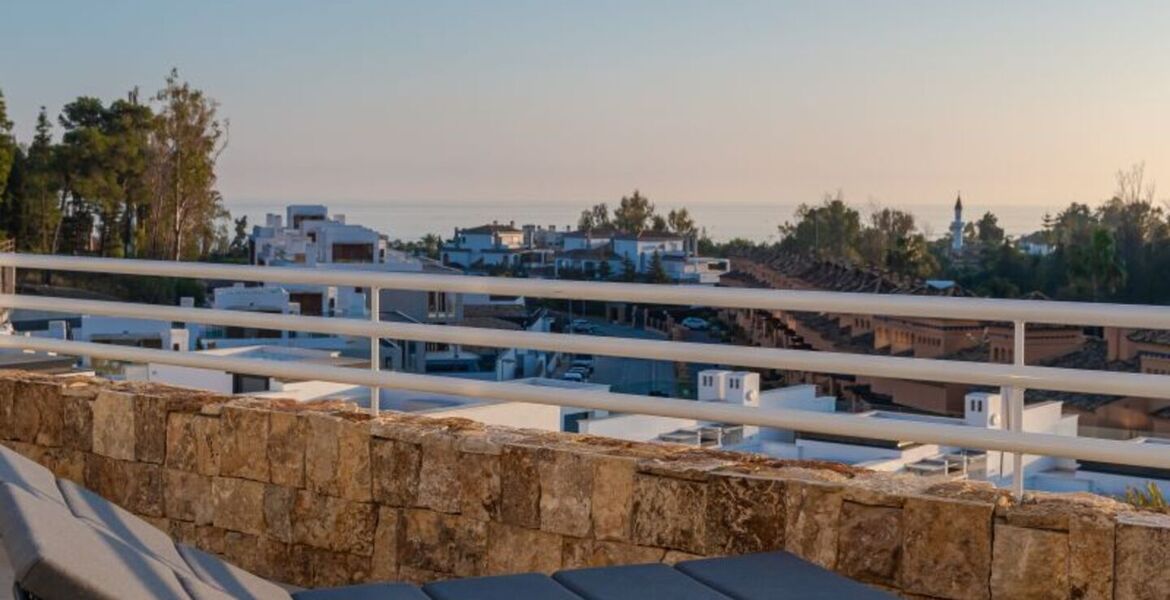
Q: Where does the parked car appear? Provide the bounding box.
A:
[561,371,585,382]
[570,357,594,375]
[681,317,709,330]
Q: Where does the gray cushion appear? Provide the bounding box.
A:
[57,479,192,574]
[292,582,430,600]
[177,544,292,600]
[423,573,582,600]
[675,552,895,600]
[554,563,731,600]
[0,482,192,600]
[0,444,66,504]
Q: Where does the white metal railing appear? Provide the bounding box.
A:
[2,252,1170,497]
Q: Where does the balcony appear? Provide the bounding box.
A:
[1,252,1169,599]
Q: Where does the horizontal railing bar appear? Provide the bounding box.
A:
[5,293,1170,400]
[3,253,1170,329]
[1,335,1166,470]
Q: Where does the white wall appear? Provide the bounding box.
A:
[578,414,698,442]
[147,364,235,394]
[432,401,564,431]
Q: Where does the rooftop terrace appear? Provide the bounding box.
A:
[1,253,1170,597]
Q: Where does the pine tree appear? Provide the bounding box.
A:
[20,108,62,252]
[648,250,669,284]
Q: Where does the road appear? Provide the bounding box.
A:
[559,316,679,396]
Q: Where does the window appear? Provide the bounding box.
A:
[428,292,451,317]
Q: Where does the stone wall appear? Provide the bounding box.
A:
[1,370,1168,599]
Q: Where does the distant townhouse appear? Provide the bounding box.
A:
[556,229,729,284]
[442,221,554,272]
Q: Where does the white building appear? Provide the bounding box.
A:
[252,205,388,266]
[131,345,368,395]
[442,222,525,269]
[584,369,1170,495]
[555,230,729,284]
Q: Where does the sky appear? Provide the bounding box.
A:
[2,0,1170,210]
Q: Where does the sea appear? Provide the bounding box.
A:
[226,200,1061,244]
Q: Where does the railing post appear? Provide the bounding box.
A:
[369,286,381,417]
[1009,319,1026,499]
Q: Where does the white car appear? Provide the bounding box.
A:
[681,317,709,330]
[561,371,585,382]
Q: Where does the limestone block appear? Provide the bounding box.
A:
[591,454,636,542]
[219,405,270,481]
[561,538,665,569]
[264,485,295,543]
[371,507,400,581]
[1115,512,1170,600]
[484,521,562,575]
[1069,512,1115,600]
[302,545,372,588]
[400,508,488,576]
[371,438,420,507]
[92,390,136,460]
[61,390,93,452]
[989,524,1068,600]
[291,490,377,556]
[133,393,170,464]
[338,420,372,501]
[499,444,543,528]
[539,449,593,537]
[417,433,460,513]
[630,473,708,554]
[706,471,785,555]
[783,479,843,569]
[837,501,902,586]
[164,468,213,525]
[212,476,266,535]
[84,453,165,517]
[663,550,704,564]
[268,410,307,488]
[901,495,994,600]
[0,378,14,439]
[14,380,63,446]
[166,412,220,476]
[304,412,343,497]
[457,451,500,521]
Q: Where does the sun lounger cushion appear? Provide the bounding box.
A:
[675,552,893,600]
[423,573,583,600]
[0,444,67,503]
[554,563,732,600]
[58,479,192,573]
[178,544,293,600]
[291,582,432,600]
[0,482,193,600]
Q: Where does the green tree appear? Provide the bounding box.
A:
[577,202,611,231]
[666,208,696,236]
[18,108,62,252]
[975,212,1005,244]
[1085,227,1126,301]
[619,254,637,281]
[858,206,917,267]
[0,89,14,199]
[0,88,19,242]
[647,250,668,283]
[778,191,861,259]
[146,69,229,261]
[597,259,612,280]
[613,190,654,234]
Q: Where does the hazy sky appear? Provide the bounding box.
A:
[3,1,1169,209]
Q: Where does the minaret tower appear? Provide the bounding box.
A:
[950,193,964,253]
